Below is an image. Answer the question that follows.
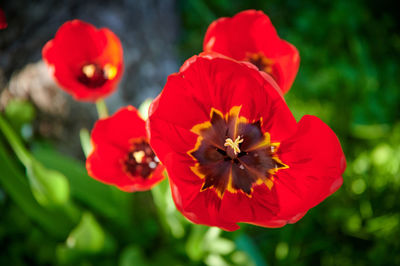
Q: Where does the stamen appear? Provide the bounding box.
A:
[82,64,96,78]
[224,136,244,155]
[133,150,145,163]
[103,64,117,79]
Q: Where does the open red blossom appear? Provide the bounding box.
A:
[0,9,7,29]
[86,106,164,192]
[42,20,123,102]
[203,10,299,94]
[148,54,345,231]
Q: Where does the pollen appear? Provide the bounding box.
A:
[82,64,96,78]
[224,136,244,155]
[133,150,145,163]
[103,64,117,79]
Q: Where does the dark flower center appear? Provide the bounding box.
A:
[77,63,117,88]
[189,107,287,198]
[246,52,278,82]
[124,140,159,178]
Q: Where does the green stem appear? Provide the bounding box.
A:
[0,114,32,166]
[95,99,109,119]
[79,128,93,158]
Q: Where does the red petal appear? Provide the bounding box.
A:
[204,10,278,60]
[86,142,130,189]
[91,106,146,149]
[272,115,345,222]
[166,153,240,231]
[269,41,299,94]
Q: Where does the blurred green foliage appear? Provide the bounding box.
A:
[1,0,400,265]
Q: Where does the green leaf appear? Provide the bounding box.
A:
[151,176,186,238]
[235,234,267,266]
[0,141,73,239]
[185,225,209,261]
[119,245,148,266]
[32,144,130,225]
[0,114,71,208]
[205,254,229,266]
[66,212,106,253]
[25,159,70,207]
[4,99,36,126]
[57,212,116,264]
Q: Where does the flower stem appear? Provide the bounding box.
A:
[0,114,32,166]
[79,128,93,158]
[95,99,109,119]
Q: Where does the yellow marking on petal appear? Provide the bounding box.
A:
[265,177,274,190]
[191,164,205,179]
[103,64,117,79]
[225,106,248,139]
[82,64,96,78]
[247,132,272,151]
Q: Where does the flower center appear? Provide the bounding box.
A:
[189,106,287,198]
[78,63,117,88]
[124,140,159,178]
[245,52,280,84]
[224,136,243,158]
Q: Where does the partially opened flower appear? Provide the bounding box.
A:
[148,54,345,231]
[86,106,164,192]
[42,20,123,102]
[203,10,299,94]
[0,9,7,29]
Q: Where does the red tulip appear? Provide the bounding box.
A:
[42,20,123,102]
[86,106,164,192]
[0,9,7,29]
[203,10,299,94]
[148,54,345,231]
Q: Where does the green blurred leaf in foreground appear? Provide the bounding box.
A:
[0,114,70,208]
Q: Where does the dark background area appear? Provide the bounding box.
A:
[1,0,400,265]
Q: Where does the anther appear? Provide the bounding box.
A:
[82,64,96,78]
[133,150,145,163]
[224,136,244,155]
[103,64,117,79]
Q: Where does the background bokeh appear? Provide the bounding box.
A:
[1,0,399,265]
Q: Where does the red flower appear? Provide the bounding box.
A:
[42,20,123,102]
[86,106,164,192]
[0,9,7,29]
[203,10,299,94]
[148,54,345,231]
